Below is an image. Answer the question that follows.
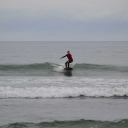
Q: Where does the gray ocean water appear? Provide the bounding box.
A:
[0,41,128,128]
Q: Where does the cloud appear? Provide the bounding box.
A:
[1,0,128,21]
[0,0,128,41]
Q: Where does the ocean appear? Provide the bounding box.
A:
[0,41,128,128]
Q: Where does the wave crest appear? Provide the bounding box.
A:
[74,63,128,72]
[0,63,128,76]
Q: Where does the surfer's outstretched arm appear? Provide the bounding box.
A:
[60,55,66,59]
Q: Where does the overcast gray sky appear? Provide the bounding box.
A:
[0,0,128,41]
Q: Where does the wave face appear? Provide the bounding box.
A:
[74,63,128,72]
[1,119,128,128]
[0,63,128,76]
[0,63,52,76]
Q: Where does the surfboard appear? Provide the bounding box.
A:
[64,67,73,71]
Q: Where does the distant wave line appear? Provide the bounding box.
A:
[1,119,128,128]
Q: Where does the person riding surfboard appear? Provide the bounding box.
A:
[60,51,73,68]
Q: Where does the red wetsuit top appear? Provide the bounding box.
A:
[62,54,73,60]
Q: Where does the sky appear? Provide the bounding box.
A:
[0,0,128,41]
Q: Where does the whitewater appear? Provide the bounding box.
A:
[0,75,128,99]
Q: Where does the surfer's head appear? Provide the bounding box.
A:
[67,51,70,54]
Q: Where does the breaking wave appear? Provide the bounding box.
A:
[0,63,128,76]
[0,78,128,99]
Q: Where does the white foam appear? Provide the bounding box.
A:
[51,63,74,73]
[53,66,64,73]
[52,63,65,72]
[0,77,128,98]
[0,84,128,98]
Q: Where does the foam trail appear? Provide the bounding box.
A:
[52,63,65,72]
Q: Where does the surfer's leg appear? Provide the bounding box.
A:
[68,60,73,68]
[68,62,69,68]
[65,61,68,68]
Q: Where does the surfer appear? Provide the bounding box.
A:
[60,51,73,68]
